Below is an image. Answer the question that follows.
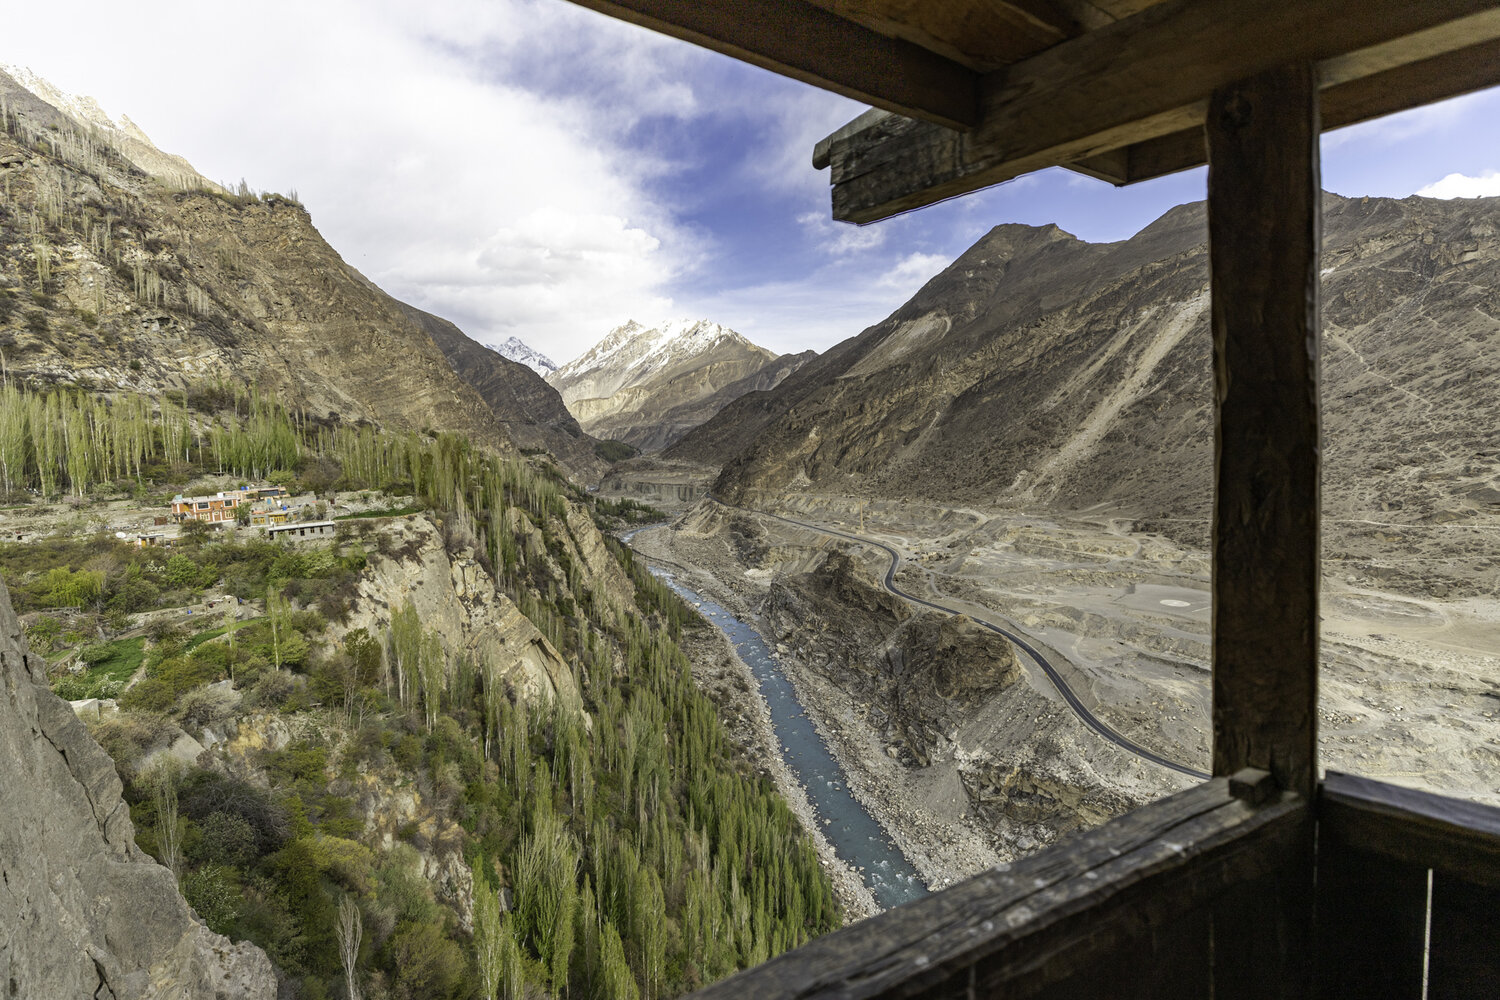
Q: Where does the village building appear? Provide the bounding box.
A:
[266,520,336,543]
[249,506,293,527]
[169,485,288,524]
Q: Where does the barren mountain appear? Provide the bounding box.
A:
[0,67,591,467]
[673,194,1500,590]
[548,318,782,450]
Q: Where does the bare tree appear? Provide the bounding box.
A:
[152,762,181,881]
[336,894,362,1000]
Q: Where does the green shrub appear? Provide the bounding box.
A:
[190,811,259,867]
[593,439,637,463]
[181,863,240,934]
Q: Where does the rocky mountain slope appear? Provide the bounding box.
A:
[399,303,609,479]
[548,319,784,450]
[487,334,557,376]
[0,583,275,1000]
[672,194,1500,580]
[0,68,596,479]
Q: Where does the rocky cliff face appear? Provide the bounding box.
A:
[0,580,275,1000]
[765,551,1024,762]
[548,319,781,451]
[340,515,584,708]
[0,68,515,453]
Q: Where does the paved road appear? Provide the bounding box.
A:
[743,503,1210,781]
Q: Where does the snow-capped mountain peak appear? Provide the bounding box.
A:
[485,336,557,376]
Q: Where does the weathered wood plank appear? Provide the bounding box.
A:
[1205,63,1321,799]
[1314,845,1427,998]
[560,0,980,130]
[686,779,1306,999]
[826,0,1500,221]
[1212,861,1314,999]
[1029,909,1209,1000]
[800,0,1079,71]
[1065,35,1500,186]
[1319,771,1500,886]
[1428,871,1500,998]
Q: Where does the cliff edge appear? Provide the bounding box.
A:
[0,580,276,1000]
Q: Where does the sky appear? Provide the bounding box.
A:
[5,1,1500,365]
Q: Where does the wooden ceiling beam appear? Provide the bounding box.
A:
[1068,35,1500,187]
[561,0,981,130]
[827,0,1500,222]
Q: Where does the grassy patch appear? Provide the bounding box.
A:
[593,439,637,463]
[333,505,423,521]
[183,616,264,651]
[52,637,145,700]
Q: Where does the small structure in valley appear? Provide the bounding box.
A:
[266,520,335,543]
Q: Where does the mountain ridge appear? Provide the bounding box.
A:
[547,318,786,451]
[668,192,1500,594]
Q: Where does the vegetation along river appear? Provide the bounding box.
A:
[655,570,927,910]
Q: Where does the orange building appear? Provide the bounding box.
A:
[169,486,288,524]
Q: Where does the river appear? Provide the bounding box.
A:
[653,570,928,910]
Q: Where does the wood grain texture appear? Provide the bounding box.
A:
[1428,872,1500,999]
[685,780,1305,999]
[1319,771,1500,886]
[823,0,1500,220]
[561,0,980,129]
[1066,34,1500,186]
[800,0,1078,70]
[1314,845,1427,998]
[1206,63,1321,799]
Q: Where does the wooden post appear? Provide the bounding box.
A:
[1206,63,1321,800]
[1205,62,1320,1000]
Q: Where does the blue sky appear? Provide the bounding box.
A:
[6,1,1500,363]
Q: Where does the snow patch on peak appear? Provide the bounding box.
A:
[485,336,557,376]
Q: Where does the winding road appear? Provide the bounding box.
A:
[739,502,1210,781]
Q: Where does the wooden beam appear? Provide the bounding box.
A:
[1067,35,1500,186]
[560,0,980,130]
[686,779,1305,999]
[1206,63,1321,799]
[827,0,1500,221]
[800,0,1081,71]
[1319,771,1500,886]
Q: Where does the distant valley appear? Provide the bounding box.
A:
[548,318,812,452]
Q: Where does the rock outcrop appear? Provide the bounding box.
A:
[341,515,583,708]
[765,550,1023,765]
[0,580,276,1000]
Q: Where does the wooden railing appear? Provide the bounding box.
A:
[688,771,1500,999]
[1316,771,1500,999]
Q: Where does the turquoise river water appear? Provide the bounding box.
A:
[654,570,927,910]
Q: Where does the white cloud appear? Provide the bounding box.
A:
[796,211,886,256]
[878,253,950,290]
[1417,170,1500,199]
